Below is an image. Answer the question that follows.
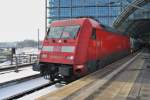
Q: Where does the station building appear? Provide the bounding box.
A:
[47,0,132,26]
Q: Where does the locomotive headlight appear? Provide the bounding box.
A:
[76,65,84,69]
[41,54,47,58]
[66,56,74,60]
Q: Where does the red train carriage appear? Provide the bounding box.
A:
[33,18,130,82]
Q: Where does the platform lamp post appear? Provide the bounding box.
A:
[11,47,16,65]
[45,0,48,33]
[11,47,19,73]
[37,28,40,50]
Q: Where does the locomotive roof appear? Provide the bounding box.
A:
[50,18,126,35]
[50,18,101,28]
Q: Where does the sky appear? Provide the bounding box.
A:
[0,0,45,42]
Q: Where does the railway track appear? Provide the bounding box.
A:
[0,66,62,100]
[0,63,62,99]
[5,80,58,100]
[0,65,33,75]
[0,77,56,100]
[37,52,140,100]
[0,66,40,89]
[0,63,34,72]
[0,74,40,89]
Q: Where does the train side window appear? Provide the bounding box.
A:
[91,28,96,40]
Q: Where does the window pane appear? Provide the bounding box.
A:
[49,8,59,17]
[61,25,80,39]
[47,26,64,38]
[47,25,80,39]
[84,7,97,16]
[72,0,84,6]
[60,8,71,17]
[49,0,59,7]
[60,0,71,7]
[72,8,84,17]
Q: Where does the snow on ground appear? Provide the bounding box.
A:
[0,60,16,69]
[0,66,39,84]
[18,84,59,100]
[0,60,11,66]
[0,77,49,100]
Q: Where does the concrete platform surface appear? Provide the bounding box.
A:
[37,52,141,100]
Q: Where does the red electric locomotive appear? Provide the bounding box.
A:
[33,18,130,82]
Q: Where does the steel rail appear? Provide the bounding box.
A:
[5,81,59,100]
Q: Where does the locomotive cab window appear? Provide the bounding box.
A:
[47,25,80,39]
[91,28,96,40]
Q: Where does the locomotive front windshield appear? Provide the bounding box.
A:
[47,25,80,39]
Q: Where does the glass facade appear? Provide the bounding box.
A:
[48,0,127,26]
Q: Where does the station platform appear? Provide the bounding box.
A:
[37,50,150,100]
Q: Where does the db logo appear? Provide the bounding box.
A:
[53,46,62,52]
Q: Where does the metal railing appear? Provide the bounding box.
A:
[12,54,38,65]
[0,54,38,71]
